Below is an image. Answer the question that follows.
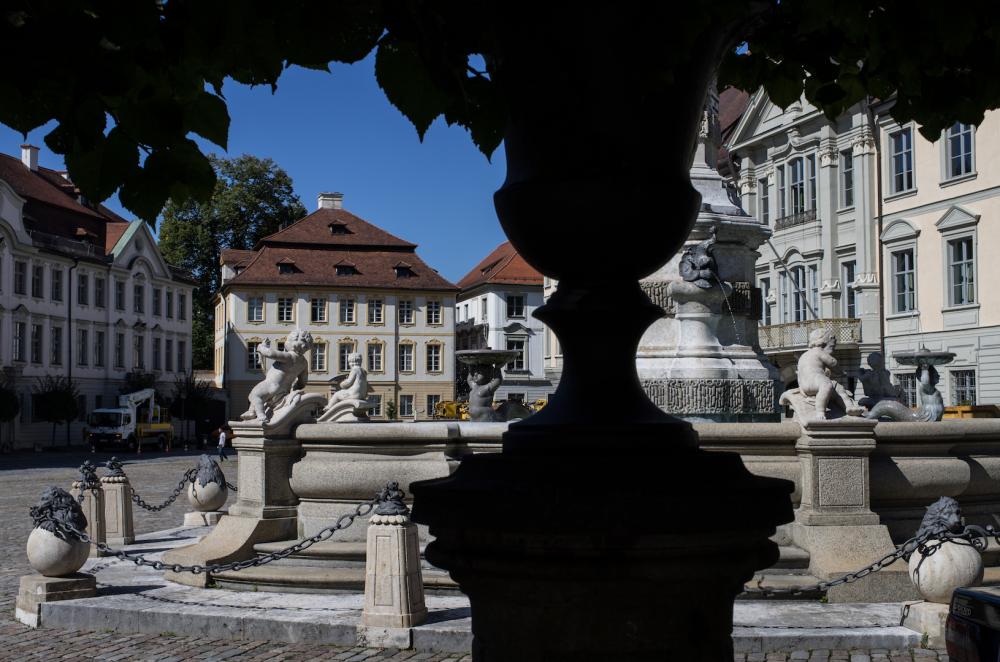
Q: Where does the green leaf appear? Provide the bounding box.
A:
[375,36,450,140]
[186,91,230,149]
[62,127,139,203]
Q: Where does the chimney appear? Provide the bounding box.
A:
[20,144,39,171]
[317,192,343,210]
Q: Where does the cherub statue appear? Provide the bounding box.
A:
[857,351,903,408]
[467,363,503,422]
[240,329,313,423]
[796,328,863,419]
[318,352,372,422]
[915,364,945,422]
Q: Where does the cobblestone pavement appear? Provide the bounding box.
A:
[0,450,949,661]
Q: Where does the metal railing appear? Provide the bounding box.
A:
[28,230,103,257]
[758,317,861,351]
[773,208,817,231]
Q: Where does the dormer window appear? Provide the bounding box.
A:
[336,264,359,276]
[328,222,351,235]
[394,262,416,279]
[277,257,298,274]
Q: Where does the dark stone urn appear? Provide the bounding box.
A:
[411,6,794,661]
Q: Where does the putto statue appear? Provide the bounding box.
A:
[779,327,863,421]
[857,352,903,409]
[468,363,503,422]
[241,330,313,424]
[318,352,372,422]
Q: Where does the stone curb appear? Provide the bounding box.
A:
[732,626,922,654]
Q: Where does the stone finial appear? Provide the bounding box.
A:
[75,461,100,500]
[375,481,409,517]
[104,457,126,479]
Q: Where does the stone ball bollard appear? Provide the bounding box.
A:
[186,454,229,512]
[908,540,984,603]
[26,487,90,577]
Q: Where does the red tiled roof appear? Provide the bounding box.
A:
[104,222,129,253]
[456,241,542,290]
[258,208,417,250]
[220,249,256,267]
[227,246,457,291]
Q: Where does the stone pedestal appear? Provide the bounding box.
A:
[15,573,96,628]
[72,481,107,558]
[163,423,299,587]
[100,475,134,546]
[362,513,427,628]
[901,601,950,649]
[792,418,919,602]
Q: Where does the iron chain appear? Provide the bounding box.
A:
[49,492,385,575]
[744,526,995,598]
[225,481,238,493]
[129,468,198,512]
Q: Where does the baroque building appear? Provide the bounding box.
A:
[729,94,1000,407]
[455,241,554,403]
[0,145,196,450]
[214,192,457,420]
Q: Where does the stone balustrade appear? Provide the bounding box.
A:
[758,317,862,351]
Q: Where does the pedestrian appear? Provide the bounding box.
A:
[217,426,229,461]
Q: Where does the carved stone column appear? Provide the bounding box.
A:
[411,7,794,660]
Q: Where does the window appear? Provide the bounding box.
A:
[427,395,441,416]
[398,343,414,372]
[336,264,358,276]
[51,269,63,302]
[51,327,62,365]
[76,273,89,305]
[398,299,414,325]
[178,341,186,371]
[776,165,787,218]
[807,154,817,210]
[30,324,42,363]
[427,300,442,325]
[14,261,26,295]
[369,394,383,417]
[311,342,327,372]
[507,393,526,403]
[247,341,262,370]
[789,158,805,215]
[165,291,173,318]
[151,337,161,370]
[506,338,526,371]
[892,249,916,313]
[840,150,854,208]
[95,331,105,368]
[952,370,977,405]
[95,277,105,308]
[426,343,441,373]
[890,127,914,194]
[779,271,789,323]
[153,288,162,316]
[946,123,974,179]
[759,277,772,325]
[278,297,294,323]
[248,297,264,322]
[367,342,383,372]
[948,237,975,305]
[179,293,187,320]
[114,333,125,368]
[310,298,327,323]
[758,177,769,224]
[31,264,43,298]
[395,265,416,278]
[133,283,144,313]
[165,339,173,371]
[133,334,144,369]
[339,298,356,324]
[278,262,296,275]
[506,295,525,319]
[790,266,808,322]
[809,264,819,314]
[12,322,25,361]
[77,329,89,366]
[480,297,488,322]
[897,373,917,408]
[115,280,125,311]
[338,342,355,372]
[368,299,384,324]
[399,394,414,417]
[841,261,857,318]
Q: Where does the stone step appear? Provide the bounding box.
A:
[252,540,439,571]
[739,573,825,600]
[212,565,459,594]
[765,545,810,571]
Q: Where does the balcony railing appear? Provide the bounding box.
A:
[773,208,817,231]
[758,317,861,351]
[28,230,102,258]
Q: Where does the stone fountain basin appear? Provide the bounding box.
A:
[456,349,520,366]
[893,348,956,366]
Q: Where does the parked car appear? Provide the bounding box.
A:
[946,586,1000,661]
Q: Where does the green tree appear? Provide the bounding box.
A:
[32,376,80,448]
[169,372,214,440]
[159,154,306,368]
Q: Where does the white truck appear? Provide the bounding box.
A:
[86,389,174,452]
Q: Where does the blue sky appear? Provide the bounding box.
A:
[0,54,509,284]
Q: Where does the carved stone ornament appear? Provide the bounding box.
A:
[375,481,410,517]
[642,378,777,415]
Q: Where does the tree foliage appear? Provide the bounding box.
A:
[169,373,215,422]
[2,2,1000,218]
[32,375,80,447]
[158,154,306,368]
